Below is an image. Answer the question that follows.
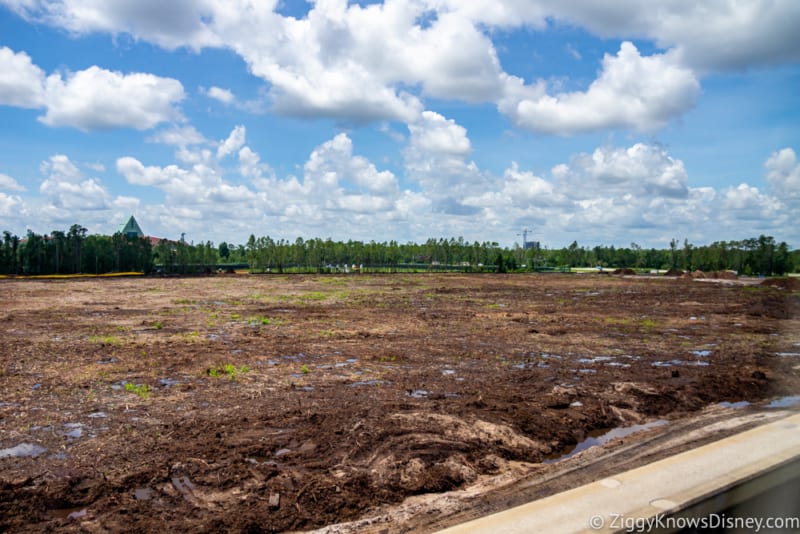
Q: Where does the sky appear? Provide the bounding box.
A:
[0,0,798,249]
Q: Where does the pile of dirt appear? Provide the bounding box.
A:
[663,268,684,276]
[612,268,636,275]
[761,277,800,290]
[681,270,739,280]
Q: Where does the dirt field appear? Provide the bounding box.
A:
[1,273,799,533]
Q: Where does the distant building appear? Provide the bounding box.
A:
[116,215,144,239]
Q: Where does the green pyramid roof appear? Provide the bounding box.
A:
[117,215,144,238]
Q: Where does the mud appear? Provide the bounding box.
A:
[0,273,798,532]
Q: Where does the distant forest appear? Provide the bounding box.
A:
[0,226,796,276]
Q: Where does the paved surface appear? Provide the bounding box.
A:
[437,412,800,533]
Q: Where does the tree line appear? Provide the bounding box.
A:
[0,226,795,276]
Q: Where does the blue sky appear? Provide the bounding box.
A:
[0,0,798,249]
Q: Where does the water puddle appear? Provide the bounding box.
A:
[690,350,712,357]
[50,506,88,520]
[349,379,390,387]
[63,423,84,439]
[134,487,155,501]
[408,389,430,398]
[652,360,709,367]
[577,356,614,364]
[766,395,800,408]
[159,378,180,388]
[776,352,800,358]
[0,443,47,458]
[544,420,669,464]
[442,369,456,376]
[718,401,750,409]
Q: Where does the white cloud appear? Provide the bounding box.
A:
[0,46,46,108]
[499,42,700,134]
[217,125,247,159]
[147,125,206,147]
[2,0,221,50]
[40,66,184,130]
[37,154,136,216]
[404,111,484,215]
[765,147,800,203]
[0,173,27,192]
[204,85,235,104]
[556,143,689,199]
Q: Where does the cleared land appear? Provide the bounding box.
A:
[0,273,798,533]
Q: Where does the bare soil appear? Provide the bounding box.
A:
[1,273,798,533]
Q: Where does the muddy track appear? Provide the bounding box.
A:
[0,274,798,533]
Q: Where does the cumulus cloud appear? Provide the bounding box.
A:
[4,0,799,132]
[765,147,800,203]
[404,111,484,215]
[204,85,235,104]
[37,154,137,216]
[499,42,700,134]
[147,125,206,147]
[217,125,247,159]
[0,173,27,192]
[2,0,221,50]
[40,66,184,130]
[0,46,184,130]
[0,46,46,108]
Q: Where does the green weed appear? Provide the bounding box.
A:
[300,364,310,374]
[124,383,151,399]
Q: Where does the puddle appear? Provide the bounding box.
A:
[577,356,614,364]
[408,389,430,398]
[63,423,84,439]
[719,401,750,409]
[652,360,709,367]
[578,369,597,374]
[776,352,800,357]
[88,412,107,418]
[275,448,291,457]
[97,357,118,364]
[0,443,47,458]
[134,487,155,501]
[766,395,800,408]
[545,420,668,463]
[159,378,180,388]
[442,369,456,376]
[349,380,390,387]
[50,507,88,520]
[690,350,712,357]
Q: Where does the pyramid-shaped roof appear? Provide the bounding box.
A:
[117,215,144,238]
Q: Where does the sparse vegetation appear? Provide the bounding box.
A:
[124,383,151,399]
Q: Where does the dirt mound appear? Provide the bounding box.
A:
[612,268,636,275]
[761,277,800,290]
[664,268,684,277]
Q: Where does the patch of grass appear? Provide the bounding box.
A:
[89,334,122,345]
[208,363,251,380]
[173,298,195,305]
[300,364,310,374]
[640,318,657,329]
[300,291,328,301]
[153,321,164,330]
[124,383,151,399]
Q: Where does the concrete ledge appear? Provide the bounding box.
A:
[436,413,800,534]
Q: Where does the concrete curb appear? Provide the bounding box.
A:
[436,412,800,533]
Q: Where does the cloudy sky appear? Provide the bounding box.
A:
[1,0,798,249]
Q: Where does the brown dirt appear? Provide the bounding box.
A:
[1,274,798,533]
